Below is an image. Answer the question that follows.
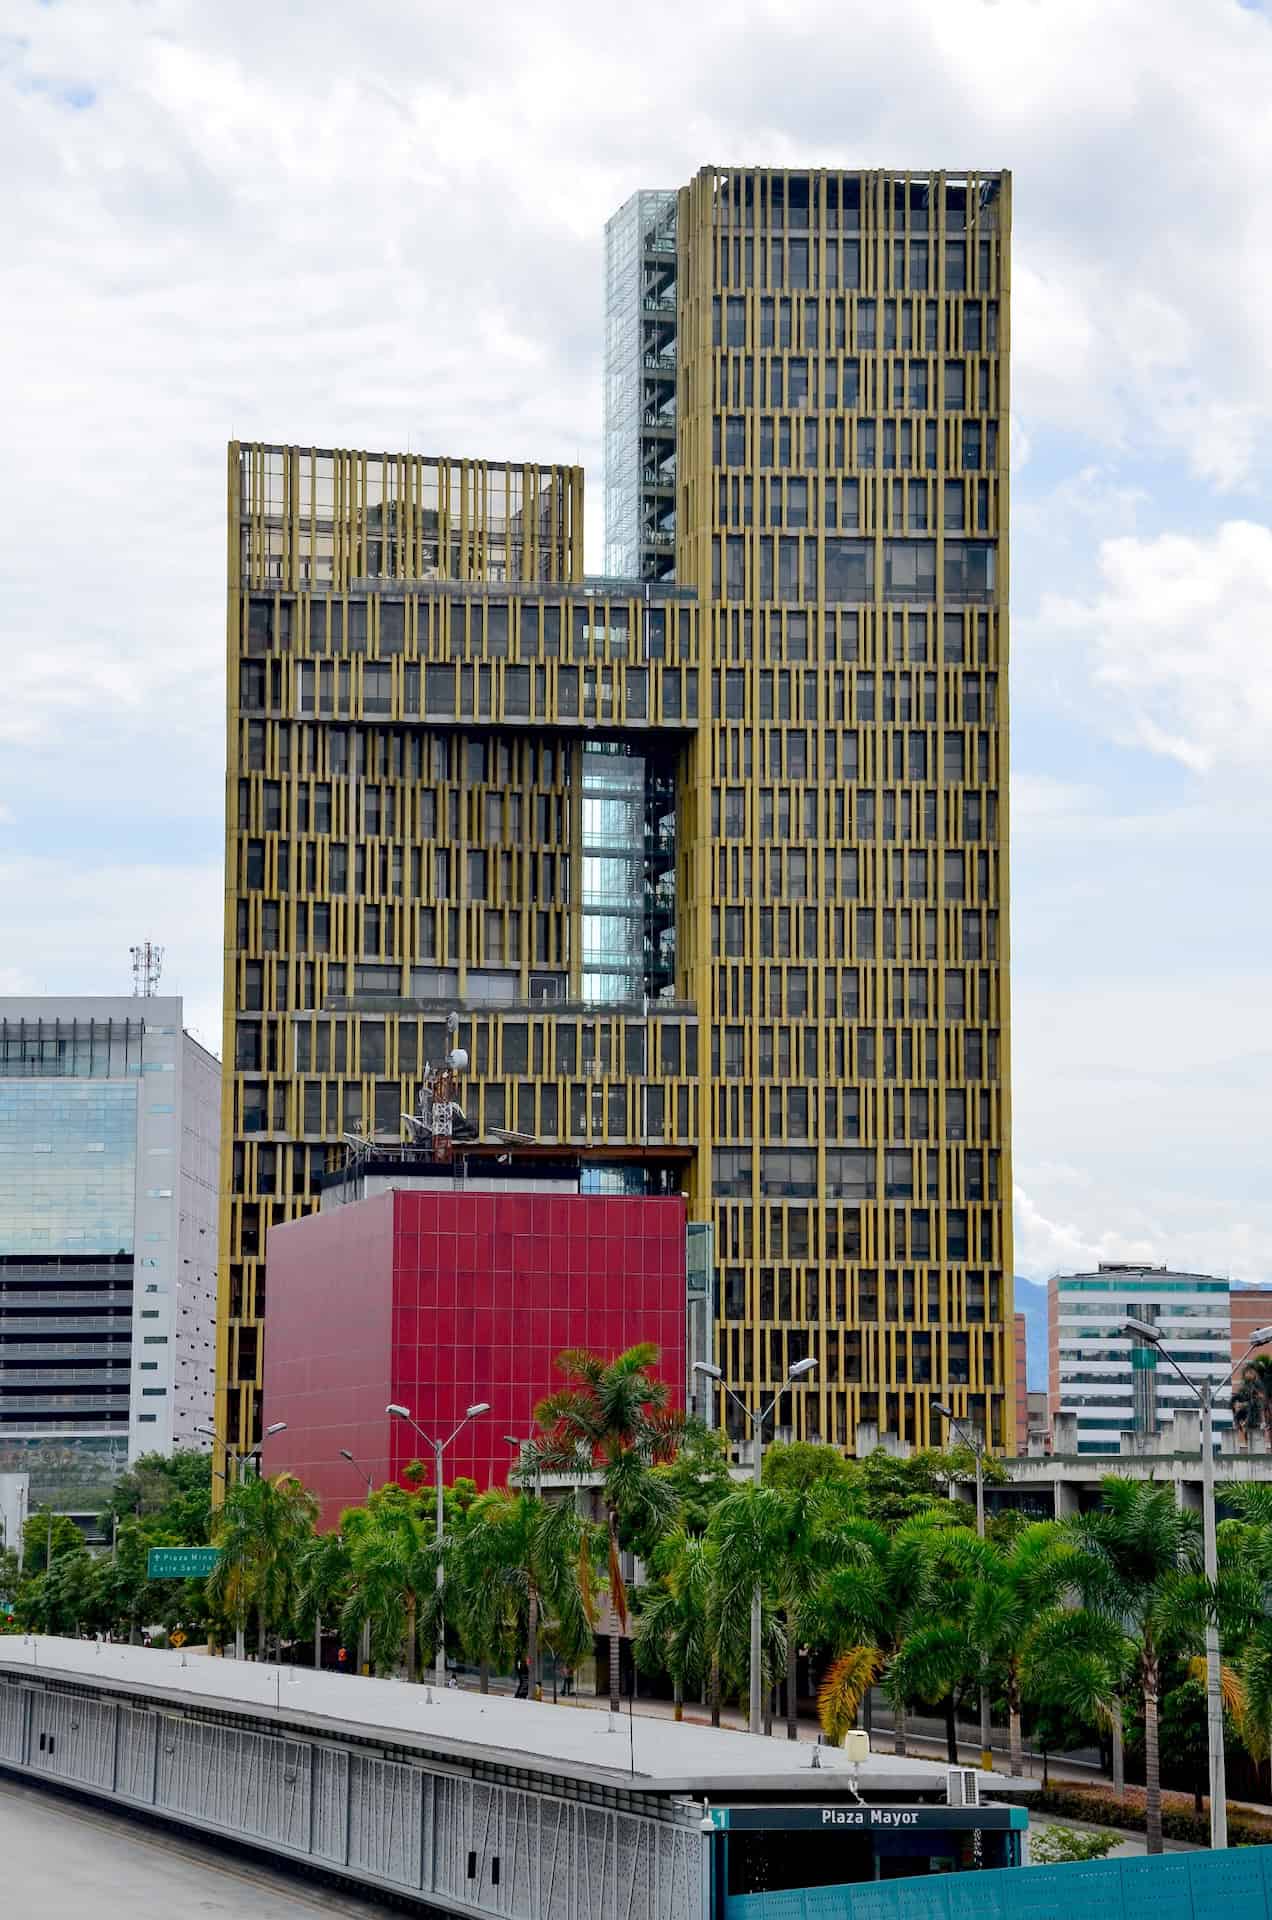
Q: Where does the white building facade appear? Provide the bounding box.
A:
[0,998,219,1519]
[1048,1263,1232,1454]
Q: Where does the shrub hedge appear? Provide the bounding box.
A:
[1031,1785,1272,1848]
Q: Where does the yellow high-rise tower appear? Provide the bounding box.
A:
[611,168,1014,1453]
[217,167,1013,1472]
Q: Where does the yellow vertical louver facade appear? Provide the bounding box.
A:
[672,167,1013,1452]
[218,165,1014,1476]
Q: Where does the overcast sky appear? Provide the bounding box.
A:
[4,0,1271,1286]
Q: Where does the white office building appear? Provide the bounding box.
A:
[1048,1263,1232,1453]
[0,998,219,1521]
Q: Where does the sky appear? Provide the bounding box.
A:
[3,0,1271,1287]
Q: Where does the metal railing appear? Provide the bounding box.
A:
[0,1291,133,1310]
[0,1317,130,1335]
[0,1344,123,1360]
[0,1368,131,1386]
[0,1395,130,1412]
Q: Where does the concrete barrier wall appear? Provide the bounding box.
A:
[0,1670,702,1919]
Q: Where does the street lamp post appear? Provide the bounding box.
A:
[693,1355,817,1736]
[933,1400,991,1771]
[387,1400,490,1688]
[339,1448,374,1495]
[1121,1317,1272,1851]
[339,1449,374,1673]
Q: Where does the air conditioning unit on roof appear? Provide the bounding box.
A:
[946,1765,980,1807]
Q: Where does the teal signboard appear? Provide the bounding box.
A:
[147,1546,220,1579]
[714,1805,1025,1832]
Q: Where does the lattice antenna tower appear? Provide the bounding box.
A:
[130,942,164,998]
[403,1010,470,1163]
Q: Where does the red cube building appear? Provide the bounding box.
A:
[260,1185,687,1527]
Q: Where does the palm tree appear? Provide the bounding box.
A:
[1238,1621,1272,1789]
[887,1612,976,1764]
[765,1482,886,1740]
[1231,1356,1272,1449]
[633,1527,715,1720]
[943,1523,1078,1776]
[209,1473,318,1659]
[529,1344,682,1712]
[1019,1601,1128,1789]
[1066,1477,1206,1853]
[771,1483,840,1740]
[452,1498,520,1691]
[341,1486,431,1679]
[810,1510,959,1755]
[1215,1483,1272,1783]
[818,1646,885,1745]
[454,1487,593,1698]
[704,1482,790,1723]
[295,1529,351,1671]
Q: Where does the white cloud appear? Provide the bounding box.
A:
[1,8,1269,742]
[0,806,15,827]
[1042,520,1272,772]
[5,0,1272,1293]
[1012,466,1146,545]
[1013,1184,1153,1281]
[1012,969,1272,1285]
[1014,1181,1272,1289]
[0,856,223,1057]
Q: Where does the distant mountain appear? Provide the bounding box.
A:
[1013,1275,1048,1389]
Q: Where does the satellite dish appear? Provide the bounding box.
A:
[447,1047,469,1072]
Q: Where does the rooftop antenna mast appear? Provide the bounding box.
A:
[130,942,164,998]
[403,1011,469,1164]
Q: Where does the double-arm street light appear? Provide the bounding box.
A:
[387,1400,491,1688]
[199,1422,287,1487]
[693,1355,818,1735]
[1121,1316,1272,1850]
[932,1401,992,1771]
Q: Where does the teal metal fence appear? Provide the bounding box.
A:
[726,1847,1272,1920]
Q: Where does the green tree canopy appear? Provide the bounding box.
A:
[762,1441,853,1493]
[209,1472,318,1658]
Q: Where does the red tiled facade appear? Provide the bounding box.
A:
[261,1187,687,1527]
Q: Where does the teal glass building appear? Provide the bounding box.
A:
[0,999,220,1522]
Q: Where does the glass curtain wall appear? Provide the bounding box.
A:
[581,746,645,1002]
[604,189,677,579]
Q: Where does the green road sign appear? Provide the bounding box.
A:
[147,1546,220,1580]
